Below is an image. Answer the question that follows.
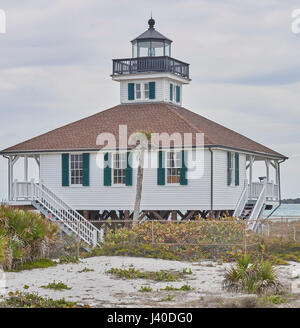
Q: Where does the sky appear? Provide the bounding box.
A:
[0,0,299,199]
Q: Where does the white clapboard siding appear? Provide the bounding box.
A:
[40,149,246,211]
[213,151,247,210]
[120,78,183,106]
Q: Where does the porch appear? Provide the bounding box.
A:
[3,154,40,203]
[246,154,281,203]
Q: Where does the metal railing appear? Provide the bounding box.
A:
[112,56,190,79]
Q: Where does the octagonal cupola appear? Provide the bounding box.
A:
[131,17,172,57]
[112,18,190,106]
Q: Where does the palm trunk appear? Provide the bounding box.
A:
[133,149,144,222]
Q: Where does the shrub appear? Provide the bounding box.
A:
[107,267,189,281]
[223,255,283,295]
[139,285,152,292]
[40,281,72,291]
[59,255,80,264]
[0,205,59,270]
[2,291,78,308]
[9,258,57,272]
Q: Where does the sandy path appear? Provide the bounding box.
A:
[3,256,300,307]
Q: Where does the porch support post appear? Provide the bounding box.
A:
[265,159,270,182]
[34,155,40,180]
[8,157,11,201]
[24,155,28,182]
[249,156,254,199]
[275,161,279,185]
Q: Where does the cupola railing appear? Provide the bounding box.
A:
[112,56,190,79]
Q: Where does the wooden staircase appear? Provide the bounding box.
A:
[15,181,103,250]
[233,181,269,232]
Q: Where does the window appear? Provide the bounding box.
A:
[112,153,126,185]
[70,154,83,185]
[144,83,149,99]
[166,151,181,184]
[136,83,141,99]
[229,152,234,185]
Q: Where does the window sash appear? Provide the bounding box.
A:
[112,153,126,185]
[136,83,141,99]
[166,151,181,184]
[70,154,83,185]
[144,83,149,99]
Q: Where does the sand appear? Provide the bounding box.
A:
[2,256,300,307]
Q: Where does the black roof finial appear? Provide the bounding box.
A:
[148,14,155,29]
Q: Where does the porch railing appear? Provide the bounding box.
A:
[12,180,35,201]
[11,179,102,247]
[249,182,279,201]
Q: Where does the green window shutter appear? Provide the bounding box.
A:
[149,81,156,99]
[128,83,135,100]
[62,154,69,187]
[170,83,173,101]
[176,85,180,103]
[125,152,133,186]
[180,150,188,185]
[82,153,90,186]
[235,153,240,186]
[157,150,165,185]
[104,153,112,186]
[227,152,232,186]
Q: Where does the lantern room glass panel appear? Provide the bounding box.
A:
[138,41,151,57]
[150,41,164,56]
[165,41,171,56]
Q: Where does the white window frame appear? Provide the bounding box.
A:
[112,152,126,186]
[166,150,181,185]
[70,153,83,186]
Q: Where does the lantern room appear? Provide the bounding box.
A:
[131,17,172,58]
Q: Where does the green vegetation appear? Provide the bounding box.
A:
[139,285,153,292]
[78,267,94,273]
[0,205,59,271]
[87,220,300,265]
[7,258,57,272]
[40,281,72,291]
[59,255,80,264]
[161,284,193,291]
[107,267,189,282]
[182,268,193,274]
[223,255,283,295]
[160,294,174,302]
[259,294,287,305]
[1,291,80,308]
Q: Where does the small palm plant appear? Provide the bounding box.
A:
[223,254,283,295]
[0,205,59,270]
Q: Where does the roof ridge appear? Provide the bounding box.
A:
[165,104,216,145]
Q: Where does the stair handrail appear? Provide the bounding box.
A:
[248,182,266,231]
[233,180,249,218]
[33,183,101,246]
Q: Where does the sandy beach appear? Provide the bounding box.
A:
[3,256,300,307]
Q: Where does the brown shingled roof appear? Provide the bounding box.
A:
[0,103,286,158]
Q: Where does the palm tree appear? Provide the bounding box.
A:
[132,131,152,223]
